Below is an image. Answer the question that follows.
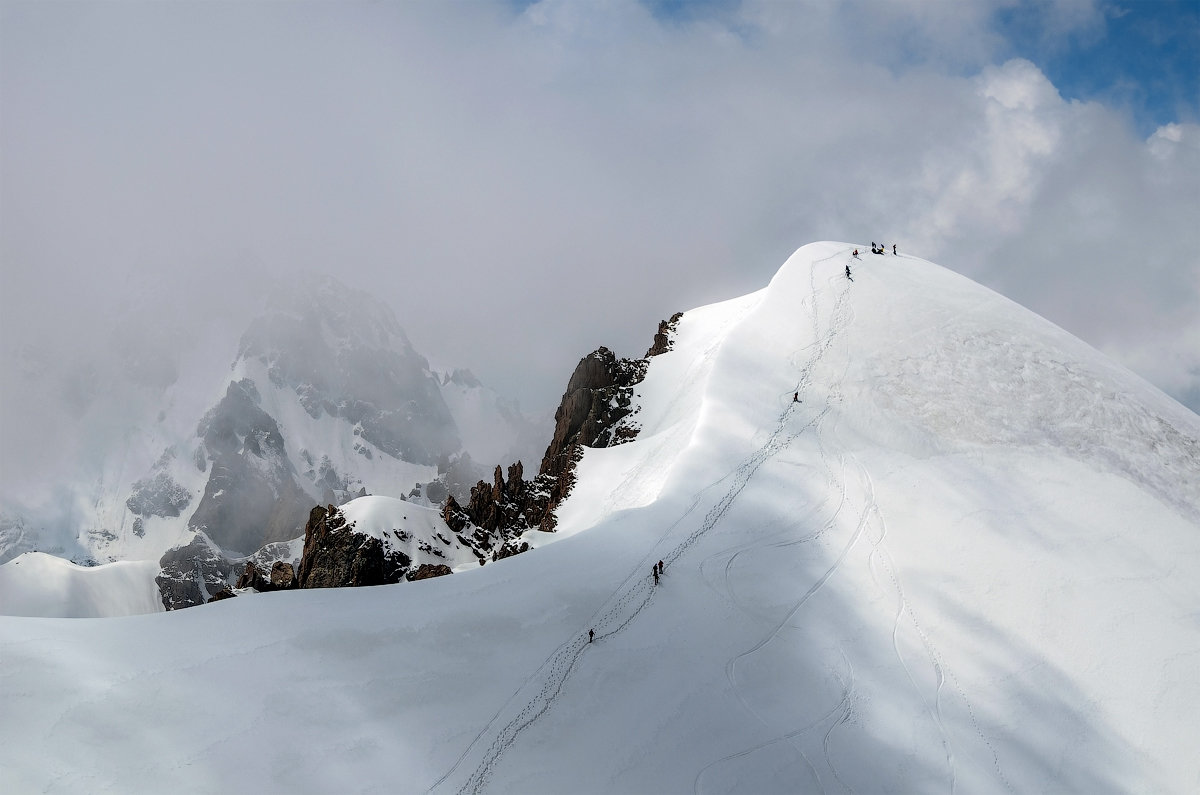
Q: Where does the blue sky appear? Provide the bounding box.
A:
[633,0,1200,134]
[995,0,1199,134]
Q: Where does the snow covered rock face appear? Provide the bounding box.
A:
[154,534,235,610]
[296,505,412,588]
[292,497,475,589]
[125,456,191,521]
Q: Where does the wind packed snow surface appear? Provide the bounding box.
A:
[3,242,1199,794]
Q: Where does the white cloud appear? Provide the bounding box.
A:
[2,0,1197,502]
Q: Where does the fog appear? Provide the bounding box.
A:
[2,0,1197,500]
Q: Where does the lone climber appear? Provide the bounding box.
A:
[589,628,594,643]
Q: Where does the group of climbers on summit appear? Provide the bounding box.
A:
[588,239,902,650]
[849,241,898,280]
[851,242,897,258]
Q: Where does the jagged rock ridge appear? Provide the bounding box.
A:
[153,307,680,609]
[443,312,684,546]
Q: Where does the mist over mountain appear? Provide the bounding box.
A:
[0,273,549,608]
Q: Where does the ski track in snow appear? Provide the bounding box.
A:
[433,252,857,795]
[698,249,1010,794]
[700,248,1013,795]
[852,430,1014,794]
[698,247,864,792]
[860,444,959,794]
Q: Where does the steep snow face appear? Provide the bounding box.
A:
[2,243,1197,794]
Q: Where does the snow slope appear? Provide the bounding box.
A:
[0,553,163,618]
[2,242,1198,794]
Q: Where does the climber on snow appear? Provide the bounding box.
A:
[845,264,853,281]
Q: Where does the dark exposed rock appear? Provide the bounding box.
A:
[207,587,236,603]
[441,495,469,534]
[156,533,236,610]
[270,561,296,589]
[493,540,530,561]
[448,313,682,543]
[235,561,270,591]
[126,471,191,518]
[188,379,311,555]
[296,505,411,589]
[235,559,297,591]
[646,312,684,357]
[407,563,452,581]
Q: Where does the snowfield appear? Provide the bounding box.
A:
[2,242,1198,794]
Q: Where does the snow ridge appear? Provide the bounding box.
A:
[436,247,857,794]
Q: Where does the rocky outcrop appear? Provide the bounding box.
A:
[270,561,296,589]
[235,559,297,592]
[155,533,236,610]
[645,312,684,357]
[406,563,452,581]
[126,467,191,519]
[296,505,412,589]
[207,587,236,603]
[449,313,682,540]
[235,561,270,591]
[493,540,530,561]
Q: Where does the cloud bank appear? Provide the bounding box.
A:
[2,0,1197,497]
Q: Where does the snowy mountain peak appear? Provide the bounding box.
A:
[3,242,1199,792]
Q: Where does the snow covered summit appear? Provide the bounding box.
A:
[2,242,1198,793]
